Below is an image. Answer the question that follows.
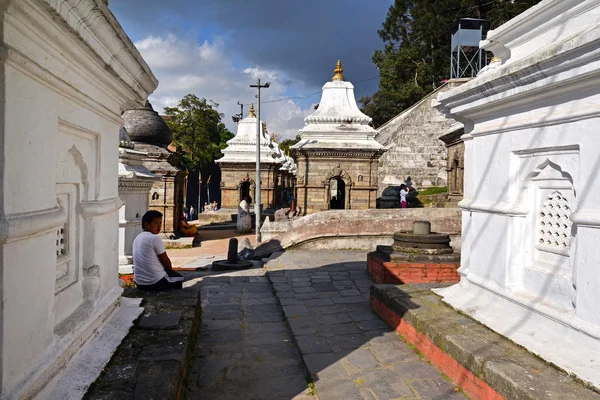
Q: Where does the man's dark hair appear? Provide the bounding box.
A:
[142,210,163,227]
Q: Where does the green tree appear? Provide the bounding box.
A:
[362,0,540,127]
[164,94,233,170]
[279,134,302,160]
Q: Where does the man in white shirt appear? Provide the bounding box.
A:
[133,210,183,291]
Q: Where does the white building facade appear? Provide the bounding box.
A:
[0,1,157,398]
[435,0,600,388]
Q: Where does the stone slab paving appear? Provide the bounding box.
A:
[185,266,314,400]
[265,250,467,400]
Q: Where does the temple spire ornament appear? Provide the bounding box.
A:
[332,60,344,81]
[248,103,256,117]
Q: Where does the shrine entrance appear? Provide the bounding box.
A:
[240,181,251,203]
[329,177,345,209]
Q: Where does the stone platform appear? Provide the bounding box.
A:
[370,284,600,400]
[367,245,460,284]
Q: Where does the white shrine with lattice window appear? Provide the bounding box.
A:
[435,0,600,390]
[0,1,157,398]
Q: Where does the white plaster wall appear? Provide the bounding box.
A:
[435,0,600,388]
[0,0,157,398]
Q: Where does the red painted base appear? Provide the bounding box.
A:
[371,296,504,400]
[367,253,460,284]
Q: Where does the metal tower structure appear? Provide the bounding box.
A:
[450,18,485,79]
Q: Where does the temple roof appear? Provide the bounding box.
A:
[122,101,172,146]
[216,106,282,164]
[292,61,384,153]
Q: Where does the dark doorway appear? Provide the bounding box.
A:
[240,181,251,203]
[329,178,345,209]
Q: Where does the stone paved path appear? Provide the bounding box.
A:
[264,251,466,400]
[185,266,313,400]
[185,250,467,400]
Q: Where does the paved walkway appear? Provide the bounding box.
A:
[185,250,467,400]
[185,266,312,400]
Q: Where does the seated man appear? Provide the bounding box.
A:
[179,215,198,237]
[133,210,183,291]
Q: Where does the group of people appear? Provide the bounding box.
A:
[183,205,196,221]
[203,201,219,212]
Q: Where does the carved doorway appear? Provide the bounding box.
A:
[240,181,251,203]
[329,178,345,209]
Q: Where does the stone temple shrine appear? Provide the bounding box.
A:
[217,105,283,210]
[122,101,185,234]
[292,61,385,214]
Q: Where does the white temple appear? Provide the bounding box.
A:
[291,61,385,214]
[217,105,292,209]
[293,61,383,153]
[434,0,600,389]
[218,105,282,165]
[0,1,157,398]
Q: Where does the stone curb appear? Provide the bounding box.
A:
[84,284,202,400]
[370,284,600,400]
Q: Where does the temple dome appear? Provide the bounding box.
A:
[122,101,172,146]
[304,60,372,126]
[292,60,383,152]
[216,104,280,164]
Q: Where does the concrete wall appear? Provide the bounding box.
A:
[376,80,469,194]
[262,208,461,251]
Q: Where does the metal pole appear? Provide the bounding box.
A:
[197,173,201,219]
[255,79,262,243]
[250,79,270,243]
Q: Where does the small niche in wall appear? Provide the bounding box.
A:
[358,175,363,182]
[152,192,159,200]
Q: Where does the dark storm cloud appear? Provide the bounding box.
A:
[110,0,391,97]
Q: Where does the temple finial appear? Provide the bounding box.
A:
[271,132,275,142]
[248,103,256,117]
[332,60,344,81]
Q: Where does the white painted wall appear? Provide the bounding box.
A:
[434,0,600,389]
[0,1,157,398]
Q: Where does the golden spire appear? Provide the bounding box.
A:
[271,132,275,142]
[248,103,256,117]
[332,60,344,81]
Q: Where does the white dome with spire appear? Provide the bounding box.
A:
[292,60,383,152]
[216,104,281,164]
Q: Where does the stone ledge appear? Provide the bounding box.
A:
[367,250,460,284]
[370,284,600,400]
[84,284,201,400]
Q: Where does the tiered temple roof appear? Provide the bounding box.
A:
[217,104,283,165]
[292,61,384,153]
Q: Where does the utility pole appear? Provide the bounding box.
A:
[249,78,270,243]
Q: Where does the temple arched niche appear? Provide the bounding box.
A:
[323,168,353,210]
[238,174,255,203]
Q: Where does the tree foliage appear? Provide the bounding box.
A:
[361,0,541,127]
[164,94,234,170]
[279,134,302,161]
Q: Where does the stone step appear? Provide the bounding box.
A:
[370,284,600,400]
[86,284,203,399]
